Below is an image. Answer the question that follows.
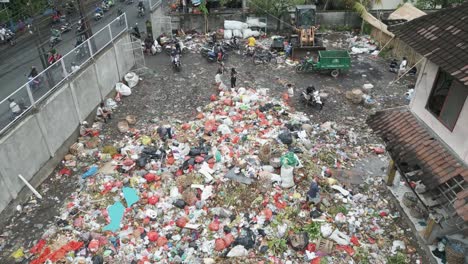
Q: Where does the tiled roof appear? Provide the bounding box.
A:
[390,2,468,85]
[367,108,468,221]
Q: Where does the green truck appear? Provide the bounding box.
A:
[295,50,351,77]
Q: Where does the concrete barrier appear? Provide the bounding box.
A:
[71,65,102,120]
[37,85,80,154]
[115,34,136,78]
[95,49,120,96]
[0,32,137,214]
[0,116,50,202]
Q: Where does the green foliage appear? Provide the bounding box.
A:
[414,0,465,8]
[249,0,306,18]
[199,2,209,15]
[267,238,288,255]
[302,221,321,239]
[387,252,407,264]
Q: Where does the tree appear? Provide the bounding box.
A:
[249,0,306,31]
[412,0,465,9]
[349,0,382,33]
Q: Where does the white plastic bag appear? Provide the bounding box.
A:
[217,124,231,135]
[280,165,295,188]
[124,72,139,88]
[115,82,132,96]
[227,245,248,257]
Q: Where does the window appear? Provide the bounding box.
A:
[426,70,468,130]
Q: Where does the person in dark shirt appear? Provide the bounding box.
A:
[230,68,237,89]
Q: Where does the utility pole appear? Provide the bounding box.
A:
[76,0,93,39]
[26,1,48,70]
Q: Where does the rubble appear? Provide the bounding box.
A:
[0,78,428,263]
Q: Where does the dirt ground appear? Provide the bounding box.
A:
[0,32,424,263]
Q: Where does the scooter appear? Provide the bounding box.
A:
[244,45,255,57]
[138,6,145,17]
[151,40,162,54]
[95,10,104,21]
[253,51,277,65]
[60,22,72,33]
[302,86,324,110]
[172,54,181,72]
[389,59,398,73]
[49,33,62,47]
[3,29,16,46]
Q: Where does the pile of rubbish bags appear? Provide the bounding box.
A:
[15,86,422,264]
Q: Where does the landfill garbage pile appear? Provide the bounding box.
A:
[12,86,422,264]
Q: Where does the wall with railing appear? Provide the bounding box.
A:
[0,14,137,214]
[0,13,129,135]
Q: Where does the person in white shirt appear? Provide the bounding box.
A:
[8,98,21,117]
[398,57,408,77]
[0,26,6,42]
[96,102,111,123]
[71,62,80,73]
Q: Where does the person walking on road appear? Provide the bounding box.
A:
[230,68,237,89]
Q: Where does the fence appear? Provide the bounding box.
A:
[0,13,128,135]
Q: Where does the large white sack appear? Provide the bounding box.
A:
[124,72,139,88]
[224,29,233,40]
[242,29,260,38]
[246,18,266,28]
[115,82,131,96]
[224,20,248,30]
[232,29,243,38]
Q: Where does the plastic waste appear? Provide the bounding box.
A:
[115,82,132,96]
[124,72,139,88]
[227,245,248,257]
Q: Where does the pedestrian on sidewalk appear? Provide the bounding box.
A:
[230,68,237,89]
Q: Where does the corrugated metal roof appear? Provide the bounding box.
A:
[390,2,468,85]
[367,108,468,221]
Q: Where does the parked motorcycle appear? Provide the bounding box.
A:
[172,54,181,72]
[244,45,256,57]
[2,29,16,46]
[253,51,277,65]
[60,22,72,33]
[49,32,62,47]
[95,10,103,21]
[302,86,324,110]
[138,6,145,17]
[389,59,398,73]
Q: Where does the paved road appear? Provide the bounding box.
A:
[0,0,152,131]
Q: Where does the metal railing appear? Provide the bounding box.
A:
[0,13,129,135]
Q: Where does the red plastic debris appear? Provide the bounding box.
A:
[350,236,361,246]
[148,196,159,205]
[176,217,188,228]
[214,238,227,251]
[148,231,159,242]
[144,173,157,182]
[30,239,47,255]
[58,168,71,176]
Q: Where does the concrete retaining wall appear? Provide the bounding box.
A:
[0,32,136,213]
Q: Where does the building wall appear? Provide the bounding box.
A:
[410,59,468,163]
